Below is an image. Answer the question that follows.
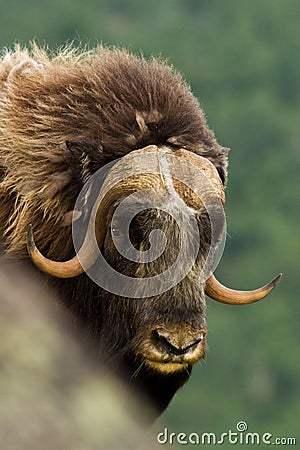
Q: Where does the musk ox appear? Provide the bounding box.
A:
[0,45,281,416]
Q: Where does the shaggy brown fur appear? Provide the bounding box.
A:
[0,44,229,416]
[0,44,227,259]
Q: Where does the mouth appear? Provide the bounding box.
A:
[140,339,206,375]
[144,359,191,374]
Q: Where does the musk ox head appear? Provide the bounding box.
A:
[27,144,280,384]
[0,45,281,413]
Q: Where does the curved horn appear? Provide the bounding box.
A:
[27,145,224,279]
[26,176,173,278]
[26,178,159,278]
[205,273,282,305]
[27,225,87,278]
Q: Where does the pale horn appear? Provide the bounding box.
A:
[26,173,164,278]
[27,146,224,278]
[205,273,282,305]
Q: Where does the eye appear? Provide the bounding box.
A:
[111,224,123,238]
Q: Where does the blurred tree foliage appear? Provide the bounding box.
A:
[0,0,299,446]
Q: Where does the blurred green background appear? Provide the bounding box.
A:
[1,0,299,447]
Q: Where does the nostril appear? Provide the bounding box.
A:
[152,330,179,355]
[152,330,205,356]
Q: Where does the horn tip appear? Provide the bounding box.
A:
[271,273,282,287]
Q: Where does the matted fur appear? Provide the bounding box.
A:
[0,44,227,258]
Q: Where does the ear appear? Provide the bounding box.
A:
[212,147,229,186]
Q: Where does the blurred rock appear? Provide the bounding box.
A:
[0,262,156,450]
